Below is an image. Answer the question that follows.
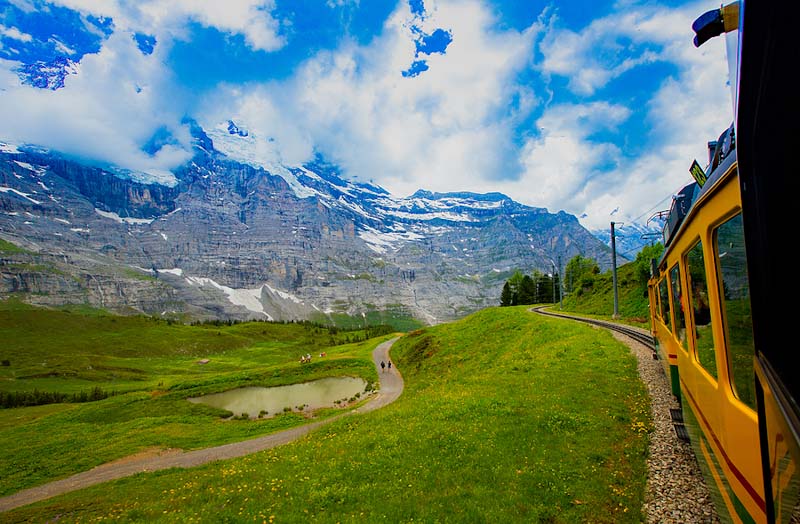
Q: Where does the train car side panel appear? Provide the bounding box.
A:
[649,1,798,521]
[659,274,681,399]
[649,275,681,399]
[755,359,800,523]
[733,1,800,521]
[659,165,765,523]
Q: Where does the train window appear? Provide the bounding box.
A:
[669,265,687,350]
[658,277,671,329]
[687,241,717,378]
[715,214,756,410]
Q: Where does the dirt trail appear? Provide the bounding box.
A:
[0,336,403,513]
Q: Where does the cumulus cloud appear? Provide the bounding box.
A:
[0,25,34,42]
[0,0,287,174]
[518,101,630,209]
[514,0,732,229]
[0,27,192,174]
[326,0,360,8]
[197,0,541,196]
[133,0,284,52]
[538,3,693,96]
[48,0,285,52]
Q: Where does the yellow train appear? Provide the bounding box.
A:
[647,2,797,523]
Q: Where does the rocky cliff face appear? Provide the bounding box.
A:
[0,133,612,325]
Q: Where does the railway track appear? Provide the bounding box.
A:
[531,306,656,353]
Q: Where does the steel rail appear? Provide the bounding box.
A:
[531,306,656,353]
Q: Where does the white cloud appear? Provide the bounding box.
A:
[4,0,36,13]
[0,28,193,173]
[0,25,33,42]
[44,1,284,52]
[538,3,694,96]
[510,1,733,229]
[518,101,630,210]
[134,0,284,52]
[0,0,286,174]
[326,0,360,7]
[197,0,541,197]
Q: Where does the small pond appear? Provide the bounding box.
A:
[188,376,368,418]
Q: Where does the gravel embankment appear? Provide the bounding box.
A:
[611,331,720,523]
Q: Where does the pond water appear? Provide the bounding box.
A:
[188,376,368,418]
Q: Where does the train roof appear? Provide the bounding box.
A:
[661,123,736,249]
[661,182,698,248]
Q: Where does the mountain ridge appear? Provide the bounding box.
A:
[1,126,614,326]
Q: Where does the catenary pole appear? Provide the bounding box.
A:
[611,221,619,318]
[558,255,563,310]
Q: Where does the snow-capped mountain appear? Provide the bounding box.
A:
[17,56,79,90]
[0,123,612,325]
[1,0,111,90]
[590,221,662,264]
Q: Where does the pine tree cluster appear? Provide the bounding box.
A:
[500,270,561,306]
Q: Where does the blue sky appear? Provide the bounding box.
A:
[0,0,733,230]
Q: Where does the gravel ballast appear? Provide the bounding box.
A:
[611,330,720,523]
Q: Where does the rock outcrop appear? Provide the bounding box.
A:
[0,135,611,325]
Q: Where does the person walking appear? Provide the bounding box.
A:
[387,361,392,371]
[380,361,386,372]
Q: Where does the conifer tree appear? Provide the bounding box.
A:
[507,270,524,305]
[518,275,536,304]
[500,281,513,306]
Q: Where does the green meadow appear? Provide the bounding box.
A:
[1,303,651,523]
[0,300,390,496]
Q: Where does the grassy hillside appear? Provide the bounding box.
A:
[0,299,388,395]
[559,259,651,328]
[3,306,650,523]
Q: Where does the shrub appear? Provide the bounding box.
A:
[0,386,114,408]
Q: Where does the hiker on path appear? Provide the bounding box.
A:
[388,361,392,370]
[380,360,385,372]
